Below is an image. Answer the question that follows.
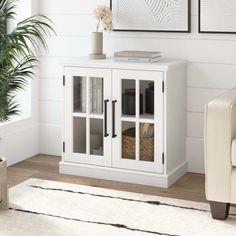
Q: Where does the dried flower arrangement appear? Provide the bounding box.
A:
[93,5,113,32]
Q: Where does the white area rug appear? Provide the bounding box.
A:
[0,178,236,236]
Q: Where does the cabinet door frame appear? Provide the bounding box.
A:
[112,69,164,173]
[63,67,112,166]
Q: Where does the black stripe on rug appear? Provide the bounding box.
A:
[29,185,209,213]
[9,207,180,236]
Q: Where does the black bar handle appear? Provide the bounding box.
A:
[104,99,109,137]
[112,100,117,138]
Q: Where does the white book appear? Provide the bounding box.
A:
[101,79,103,113]
[96,79,99,113]
[97,78,101,113]
[114,51,161,58]
[91,78,94,113]
[94,79,97,113]
[114,56,162,63]
[81,77,86,112]
[96,79,100,114]
[97,79,103,114]
[78,79,82,111]
[93,79,97,113]
[90,78,93,113]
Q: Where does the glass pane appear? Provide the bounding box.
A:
[140,80,154,119]
[122,80,136,117]
[73,117,86,154]
[122,121,136,160]
[90,119,103,156]
[140,123,154,162]
[73,76,86,113]
[90,77,103,114]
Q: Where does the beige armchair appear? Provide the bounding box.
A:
[0,157,8,209]
[205,87,236,220]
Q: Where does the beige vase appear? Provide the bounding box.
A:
[0,156,8,210]
[89,32,106,59]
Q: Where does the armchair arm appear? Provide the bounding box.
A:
[205,87,236,203]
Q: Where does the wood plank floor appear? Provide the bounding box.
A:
[7,154,206,203]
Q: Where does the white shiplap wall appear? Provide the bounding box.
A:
[38,0,236,173]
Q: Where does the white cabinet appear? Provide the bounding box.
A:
[60,59,186,188]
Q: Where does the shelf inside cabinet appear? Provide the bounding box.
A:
[139,113,154,120]
[121,114,135,122]
[73,112,87,117]
[73,112,103,120]
[89,113,104,119]
[121,113,154,123]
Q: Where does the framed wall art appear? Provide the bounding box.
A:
[199,0,236,34]
[110,0,191,32]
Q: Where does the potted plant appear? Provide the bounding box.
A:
[0,0,54,209]
[89,5,113,59]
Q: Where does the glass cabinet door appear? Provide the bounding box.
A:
[112,70,164,173]
[64,67,111,166]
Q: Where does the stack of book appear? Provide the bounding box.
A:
[140,123,154,139]
[74,77,86,113]
[114,51,162,63]
[90,78,103,114]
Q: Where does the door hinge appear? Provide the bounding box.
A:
[63,141,65,152]
[162,153,165,165]
[162,81,164,93]
[63,75,65,86]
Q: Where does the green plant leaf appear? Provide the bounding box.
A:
[0,0,55,122]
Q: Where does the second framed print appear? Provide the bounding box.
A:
[199,0,236,34]
[111,0,191,32]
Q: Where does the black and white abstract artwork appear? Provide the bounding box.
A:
[199,0,236,33]
[111,0,190,32]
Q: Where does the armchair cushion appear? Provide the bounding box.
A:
[232,139,236,167]
[231,168,236,202]
[205,87,236,203]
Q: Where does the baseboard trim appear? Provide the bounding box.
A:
[167,162,188,187]
[59,161,187,188]
[0,123,39,166]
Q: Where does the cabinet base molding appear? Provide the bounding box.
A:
[59,161,187,188]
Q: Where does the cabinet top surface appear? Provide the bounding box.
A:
[63,58,185,71]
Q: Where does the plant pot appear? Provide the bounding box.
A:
[89,32,106,59]
[0,156,8,210]
[0,156,7,180]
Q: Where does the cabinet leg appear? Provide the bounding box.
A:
[209,201,230,220]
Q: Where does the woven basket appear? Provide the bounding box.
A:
[122,128,154,162]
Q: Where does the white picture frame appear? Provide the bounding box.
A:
[110,0,190,32]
